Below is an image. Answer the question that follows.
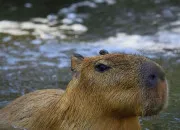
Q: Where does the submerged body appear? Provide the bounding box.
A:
[0,51,168,130]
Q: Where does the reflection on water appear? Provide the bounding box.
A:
[0,0,180,129]
[0,0,180,40]
[0,31,180,71]
[0,20,87,39]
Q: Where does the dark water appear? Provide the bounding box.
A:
[0,0,180,129]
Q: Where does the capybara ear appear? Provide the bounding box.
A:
[71,53,84,72]
[99,49,109,55]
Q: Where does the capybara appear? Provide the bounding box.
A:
[0,50,168,130]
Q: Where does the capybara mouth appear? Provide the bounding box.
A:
[142,80,168,116]
[143,99,166,116]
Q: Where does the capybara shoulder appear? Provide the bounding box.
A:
[0,50,168,130]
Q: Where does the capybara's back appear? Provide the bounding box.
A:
[0,89,64,129]
[0,50,168,130]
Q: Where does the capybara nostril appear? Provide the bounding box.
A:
[148,74,156,81]
[140,61,165,88]
[147,73,158,88]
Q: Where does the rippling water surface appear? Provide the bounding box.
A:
[0,0,180,129]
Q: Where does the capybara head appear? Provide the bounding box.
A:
[71,50,168,117]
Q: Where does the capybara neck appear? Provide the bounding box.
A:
[66,83,141,129]
[35,84,141,130]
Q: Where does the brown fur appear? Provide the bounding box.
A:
[0,53,168,130]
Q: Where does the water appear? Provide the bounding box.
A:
[0,0,180,129]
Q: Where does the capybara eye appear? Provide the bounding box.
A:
[95,64,111,72]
